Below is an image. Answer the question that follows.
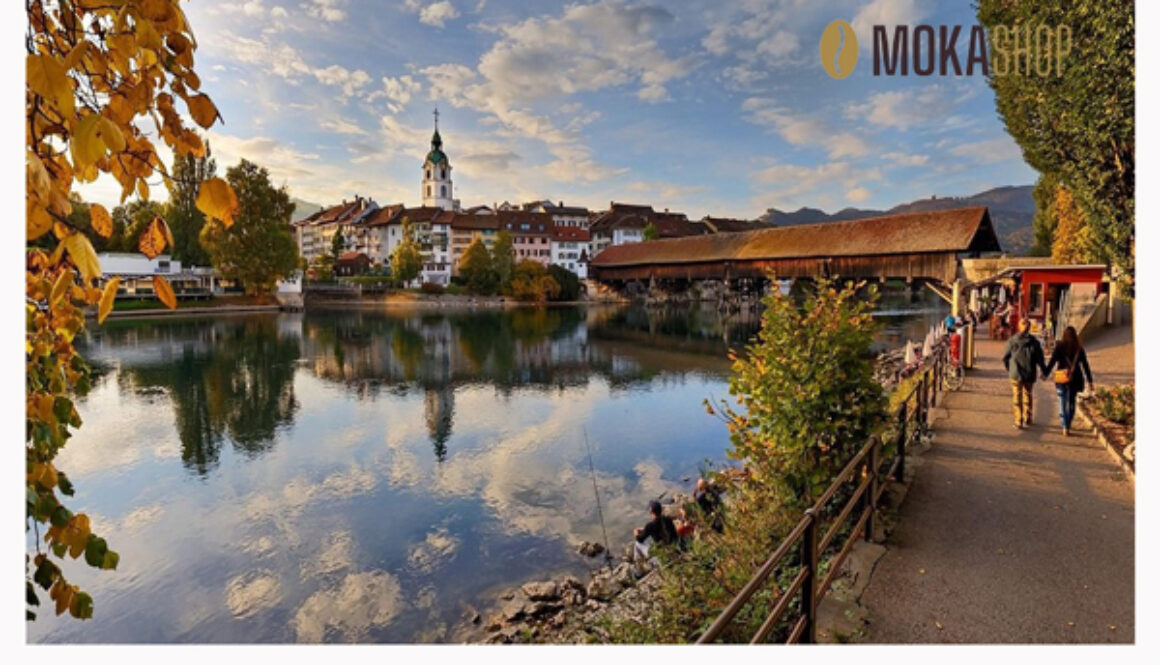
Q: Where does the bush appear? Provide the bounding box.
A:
[607,277,886,643]
[419,282,445,295]
[1091,384,1134,426]
[547,264,581,301]
[508,260,560,303]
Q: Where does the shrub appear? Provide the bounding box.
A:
[1091,384,1134,426]
[547,264,581,301]
[608,277,886,643]
[419,282,445,295]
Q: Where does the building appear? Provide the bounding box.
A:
[550,226,590,279]
[498,210,554,267]
[291,197,372,265]
[97,253,215,298]
[589,202,704,254]
[421,109,457,211]
[523,200,590,229]
[335,252,371,276]
[449,213,501,274]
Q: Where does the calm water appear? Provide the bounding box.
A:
[29,294,946,643]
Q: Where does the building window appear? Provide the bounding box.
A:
[1029,283,1044,314]
[426,168,431,179]
[427,185,431,197]
[440,168,446,179]
[441,185,447,197]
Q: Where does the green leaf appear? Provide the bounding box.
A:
[33,558,56,590]
[58,472,74,497]
[70,592,93,620]
[50,505,72,528]
[100,550,120,571]
[27,581,40,606]
[51,541,68,558]
[84,535,108,568]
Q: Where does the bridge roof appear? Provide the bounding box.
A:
[590,206,1000,267]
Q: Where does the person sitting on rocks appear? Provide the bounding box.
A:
[674,505,695,541]
[633,500,677,562]
[694,478,724,533]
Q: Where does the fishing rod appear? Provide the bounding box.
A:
[583,426,615,573]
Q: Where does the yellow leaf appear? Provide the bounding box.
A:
[26,53,74,118]
[153,275,177,310]
[50,270,72,305]
[137,178,150,201]
[70,113,105,170]
[90,203,113,237]
[196,177,237,227]
[27,201,53,240]
[98,116,126,153]
[138,216,168,259]
[26,151,51,201]
[62,233,102,282]
[185,93,221,129]
[98,277,119,324]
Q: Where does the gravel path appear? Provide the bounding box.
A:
[860,331,1134,643]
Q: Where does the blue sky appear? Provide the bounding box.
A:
[83,0,1037,218]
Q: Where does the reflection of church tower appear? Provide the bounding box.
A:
[422,107,455,210]
[424,385,455,462]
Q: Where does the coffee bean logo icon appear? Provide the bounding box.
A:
[820,20,858,79]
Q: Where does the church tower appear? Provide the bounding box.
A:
[422,108,455,210]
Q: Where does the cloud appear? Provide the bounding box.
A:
[304,0,346,22]
[846,186,871,203]
[948,137,1023,165]
[320,116,368,136]
[852,0,933,51]
[881,151,930,167]
[849,84,974,131]
[743,97,869,159]
[419,1,460,27]
[367,75,422,114]
[205,31,369,99]
[224,570,282,619]
[751,160,882,209]
[294,571,405,643]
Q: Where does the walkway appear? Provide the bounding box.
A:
[860,330,1134,643]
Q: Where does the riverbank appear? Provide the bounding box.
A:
[307,292,627,309]
[97,295,283,320]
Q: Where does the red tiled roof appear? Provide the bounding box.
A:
[553,227,591,242]
[336,252,369,263]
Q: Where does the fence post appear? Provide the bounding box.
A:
[800,508,818,644]
[894,404,907,483]
[865,439,879,542]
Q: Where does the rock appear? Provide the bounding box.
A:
[521,581,560,601]
[485,616,503,632]
[500,591,515,601]
[528,601,564,617]
[585,599,603,611]
[587,576,618,601]
[500,598,533,622]
[560,575,585,592]
[577,541,605,558]
[550,613,566,628]
[470,611,481,625]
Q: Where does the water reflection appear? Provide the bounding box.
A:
[96,317,301,475]
[36,295,946,644]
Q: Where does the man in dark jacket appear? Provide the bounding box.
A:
[1002,319,1049,428]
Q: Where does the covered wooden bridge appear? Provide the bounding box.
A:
[589,207,1002,295]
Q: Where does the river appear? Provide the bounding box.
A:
[29,292,947,643]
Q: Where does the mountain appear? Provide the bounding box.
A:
[290,197,324,223]
[760,185,1036,255]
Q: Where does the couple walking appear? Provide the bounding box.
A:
[1003,320,1094,436]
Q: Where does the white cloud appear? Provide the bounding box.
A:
[205,31,370,99]
[846,186,871,203]
[948,138,1023,165]
[752,160,882,210]
[294,571,405,643]
[367,75,422,114]
[744,97,869,159]
[847,84,975,131]
[852,0,932,52]
[881,151,929,167]
[419,1,460,28]
[303,0,346,22]
[320,116,368,136]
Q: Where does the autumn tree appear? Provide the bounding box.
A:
[331,225,345,260]
[978,0,1134,294]
[26,0,236,621]
[491,230,514,288]
[168,149,216,266]
[1051,186,1101,265]
[508,260,561,303]
[458,237,497,295]
[200,159,298,295]
[391,218,423,286]
[1028,174,1058,257]
[112,199,167,253]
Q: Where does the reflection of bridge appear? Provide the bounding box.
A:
[590,207,1002,297]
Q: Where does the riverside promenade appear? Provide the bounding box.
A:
[860,329,1135,643]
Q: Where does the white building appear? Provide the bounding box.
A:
[421,109,458,211]
[97,253,216,297]
[550,227,590,279]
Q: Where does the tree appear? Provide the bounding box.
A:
[391,218,423,286]
[26,0,235,622]
[508,260,561,303]
[331,225,345,260]
[113,199,167,253]
[200,159,298,294]
[492,230,514,288]
[167,149,216,266]
[1052,186,1101,265]
[1028,173,1059,257]
[547,264,580,301]
[458,237,497,294]
[977,0,1134,294]
[643,222,659,241]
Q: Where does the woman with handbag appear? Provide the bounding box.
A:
[1043,325,1094,436]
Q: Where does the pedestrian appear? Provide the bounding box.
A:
[632,500,677,562]
[1043,325,1094,436]
[693,477,724,533]
[1002,319,1048,429]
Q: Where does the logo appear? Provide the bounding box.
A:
[819,20,858,79]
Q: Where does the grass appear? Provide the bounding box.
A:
[111,295,278,311]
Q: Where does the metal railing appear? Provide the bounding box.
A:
[696,342,949,644]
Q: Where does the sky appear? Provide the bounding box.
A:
[79,0,1039,219]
